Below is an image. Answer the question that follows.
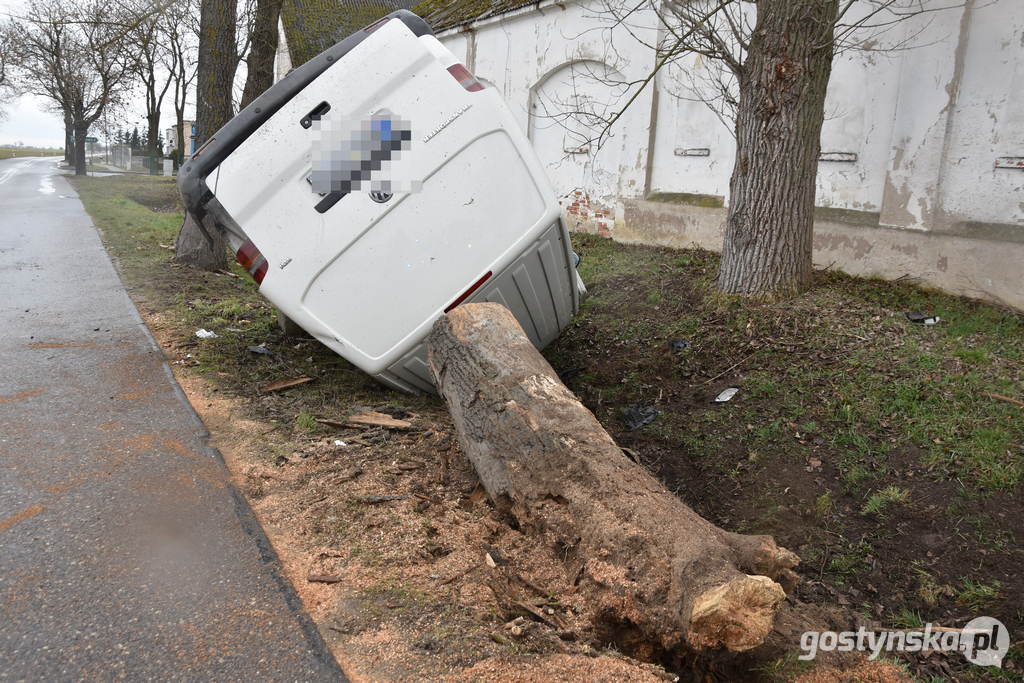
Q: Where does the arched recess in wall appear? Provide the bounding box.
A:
[527,60,632,201]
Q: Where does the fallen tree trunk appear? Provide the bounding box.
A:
[427,303,800,653]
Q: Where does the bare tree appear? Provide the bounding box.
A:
[163,0,199,164]
[567,0,964,297]
[123,0,179,169]
[13,0,134,175]
[0,20,18,122]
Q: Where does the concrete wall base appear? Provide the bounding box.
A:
[601,199,1024,312]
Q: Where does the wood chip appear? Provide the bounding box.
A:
[353,495,410,504]
[306,574,343,584]
[345,411,413,429]
[439,562,483,585]
[260,376,314,392]
[462,482,486,510]
[480,542,508,566]
[515,601,563,629]
[329,468,363,485]
[413,493,443,505]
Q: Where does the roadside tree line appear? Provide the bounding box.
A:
[0,0,281,178]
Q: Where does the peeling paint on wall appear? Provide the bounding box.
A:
[813,232,874,260]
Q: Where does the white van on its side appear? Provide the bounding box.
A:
[178,10,584,394]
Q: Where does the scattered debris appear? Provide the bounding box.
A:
[462,482,486,510]
[195,329,219,339]
[490,632,510,645]
[413,492,442,505]
[668,339,691,351]
[712,387,739,403]
[333,440,346,447]
[906,310,941,325]
[344,411,413,430]
[622,403,659,431]
[306,574,343,584]
[260,376,314,392]
[439,562,483,585]
[480,541,509,566]
[247,343,274,356]
[353,494,409,504]
[984,392,1024,408]
[329,468,362,484]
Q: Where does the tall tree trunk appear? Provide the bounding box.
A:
[194,0,238,146]
[174,213,228,271]
[64,109,74,166]
[178,0,237,271]
[176,116,186,164]
[239,0,283,109]
[74,122,88,176]
[717,0,839,297]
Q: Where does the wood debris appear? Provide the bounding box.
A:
[260,376,315,392]
[345,411,413,430]
[306,574,343,584]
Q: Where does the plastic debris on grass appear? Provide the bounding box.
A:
[906,311,941,325]
[713,387,739,403]
[622,403,660,431]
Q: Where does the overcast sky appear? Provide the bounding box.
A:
[0,0,194,149]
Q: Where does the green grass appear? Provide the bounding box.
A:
[0,146,64,159]
[557,233,1024,496]
[860,486,911,518]
[957,578,1002,612]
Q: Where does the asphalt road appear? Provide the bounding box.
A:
[0,157,346,682]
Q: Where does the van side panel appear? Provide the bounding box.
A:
[382,222,572,393]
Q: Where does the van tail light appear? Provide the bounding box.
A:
[236,239,268,284]
[447,64,484,92]
[446,272,492,312]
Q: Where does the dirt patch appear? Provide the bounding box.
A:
[172,372,673,681]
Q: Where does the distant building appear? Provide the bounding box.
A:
[165,121,196,158]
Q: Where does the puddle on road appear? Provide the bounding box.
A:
[39,175,55,195]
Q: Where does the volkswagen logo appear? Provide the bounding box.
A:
[369,191,393,203]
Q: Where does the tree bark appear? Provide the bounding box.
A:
[174,212,228,271]
[180,0,237,269]
[239,0,284,110]
[717,0,839,297]
[195,0,238,147]
[74,122,87,176]
[64,109,74,167]
[427,303,800,653]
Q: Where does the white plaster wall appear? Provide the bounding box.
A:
[815,45,902,213]
[436,1,658,222]
[431,0,1021,239]
[648,56,736,200]
[879,6,966,230]
[935,1,1024,229]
